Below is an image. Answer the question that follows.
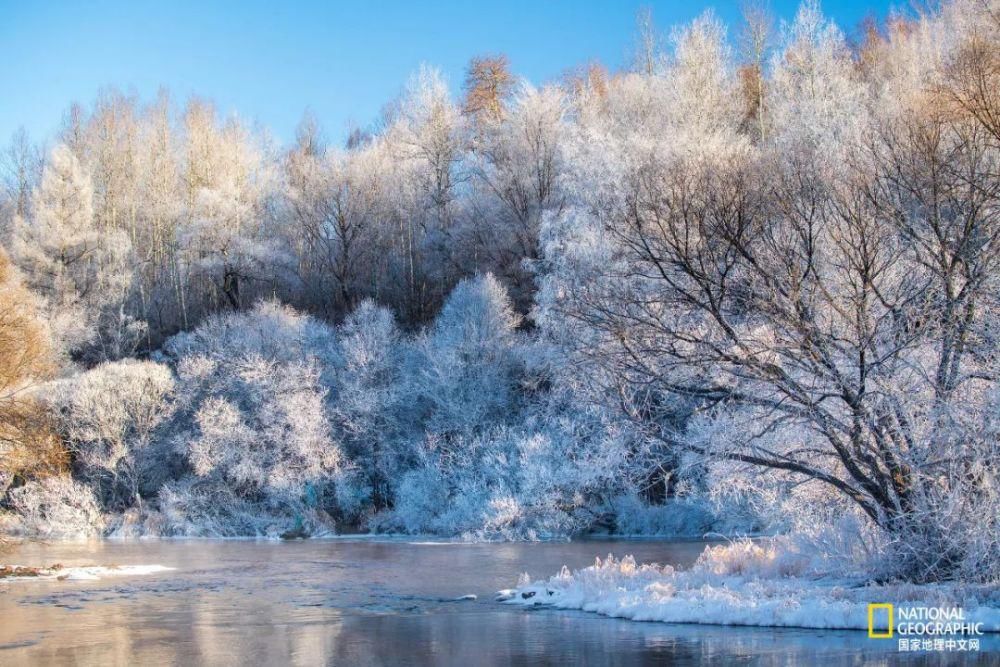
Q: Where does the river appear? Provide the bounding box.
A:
[0,538,989,665]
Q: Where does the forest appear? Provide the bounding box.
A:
[0,0,997,586]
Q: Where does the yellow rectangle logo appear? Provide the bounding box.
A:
[868,603,893,638]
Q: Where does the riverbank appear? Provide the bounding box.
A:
[498,539,1000,634]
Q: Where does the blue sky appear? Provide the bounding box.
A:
[1,0,898,147]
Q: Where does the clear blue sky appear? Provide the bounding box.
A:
[1,0,899,147]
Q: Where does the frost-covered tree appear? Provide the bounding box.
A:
[11,144,141,362]
[463,55,515,122]
[332,300,402,513]
[768,1,867,170]
[415,274,523,439]
[179,102,282,313]
[0,128,43,224]
[285,124,382,317]
[382,66,467,321]
[538,2,1000,580]
[468,83,567,309]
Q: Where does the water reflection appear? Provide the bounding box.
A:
[0,539,994,665]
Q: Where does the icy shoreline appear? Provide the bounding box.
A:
[498,544,1000,633]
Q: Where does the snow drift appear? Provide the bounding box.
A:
[498,540,1000,631]
[0,564,174,582]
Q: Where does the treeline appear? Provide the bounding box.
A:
[1,57,566,361]
[1,1,998,582]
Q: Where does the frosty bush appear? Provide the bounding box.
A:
[0,249,64,501]
[691,537,817,580]
[158,478,334,538]
[609,495,717,538]
[379,416,631,539]
[165,302,342,534]
[55,359,176,510]
[385,464,449,534]
[6,476,104,538]
[163,299,338,371]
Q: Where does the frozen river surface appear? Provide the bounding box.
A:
[0,538,992,665]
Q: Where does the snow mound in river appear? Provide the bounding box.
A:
[498,540,1000,632]
[0,564,173,582]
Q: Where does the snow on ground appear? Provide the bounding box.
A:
[0,564,173,582]
[497,540,1000,632]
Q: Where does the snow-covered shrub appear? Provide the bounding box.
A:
[367,275,568,536]
[185,365,337,489]
[386,464,450,534]
[158,478,333,538]
[370,317,648,538]
[694,400,1000,584]
[103,506,171,539]
[378,429,547,537]
[329,467,377,526]
[5,476,104,538]
[873,433,1000,584]
[610,495,717,538]
[698,451,889,577]
[54,359,176,510]
[879,383,1000,583]
[0,249,65,502]
[163,301,342,535]
[377,413,631,539]
[162,299,338,372]
[691,537,815,579]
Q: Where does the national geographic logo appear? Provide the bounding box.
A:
[868,604,985,653]
[868,603,893,638]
